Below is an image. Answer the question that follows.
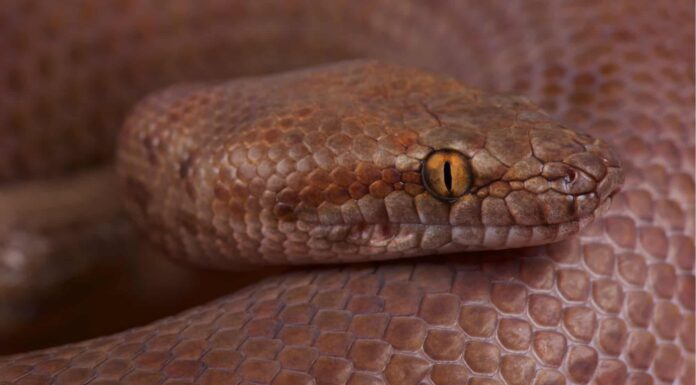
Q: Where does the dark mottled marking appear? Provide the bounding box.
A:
[176,210,198,235]
[179,154,194,179]
[125,176,151,213]
[142,136,158,165]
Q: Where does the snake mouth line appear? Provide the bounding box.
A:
[299,197,612,257]
[269,216,602,265]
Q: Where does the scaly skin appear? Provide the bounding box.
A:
[117,61,621,268]
[0,1,693,385]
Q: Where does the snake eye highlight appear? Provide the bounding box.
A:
[423,150,472,201]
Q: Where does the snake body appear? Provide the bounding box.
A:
[0,1,694,385]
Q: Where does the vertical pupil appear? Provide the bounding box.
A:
[443,161,452,192]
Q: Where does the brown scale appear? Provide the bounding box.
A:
[0,1,694,385]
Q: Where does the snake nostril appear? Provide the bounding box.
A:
[565,169,577,183]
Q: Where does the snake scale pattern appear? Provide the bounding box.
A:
[0,1,693,384]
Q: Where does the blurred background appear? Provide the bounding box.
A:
[0,0,344,354]
[0,180,280,354]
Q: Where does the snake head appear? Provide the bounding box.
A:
[118,60,624,267]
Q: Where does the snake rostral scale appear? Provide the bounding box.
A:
[0,1,693,385]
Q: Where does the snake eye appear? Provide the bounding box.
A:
[422,149,472,201]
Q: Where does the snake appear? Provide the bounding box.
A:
[0,0,693,384]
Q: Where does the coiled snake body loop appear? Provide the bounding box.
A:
[0,1,693,385]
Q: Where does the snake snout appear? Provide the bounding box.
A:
[560,135,624,201]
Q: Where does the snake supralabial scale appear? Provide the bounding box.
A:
[0,1,693,385]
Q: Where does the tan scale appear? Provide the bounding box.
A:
[0,1,693,385]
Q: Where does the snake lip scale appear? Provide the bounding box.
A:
[0,1,693,385]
